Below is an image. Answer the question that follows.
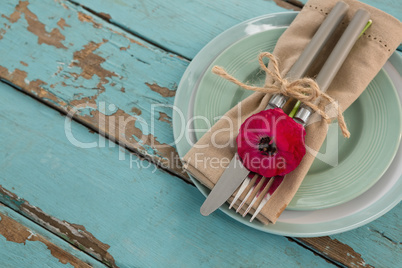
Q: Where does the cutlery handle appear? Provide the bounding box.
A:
[267,1,349,109]
[294,9,371,125]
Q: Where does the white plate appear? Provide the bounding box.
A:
[173,12,402,237]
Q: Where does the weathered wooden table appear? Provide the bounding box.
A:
[0,0,400,267]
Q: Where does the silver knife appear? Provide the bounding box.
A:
[200,153,249,216]
[200,1,349,216]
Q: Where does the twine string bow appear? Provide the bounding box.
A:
[212,52,350,138]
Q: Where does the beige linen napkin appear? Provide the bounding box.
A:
[183,0,402,224]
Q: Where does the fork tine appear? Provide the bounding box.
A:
[250,192,272,222]
[249,176,284,222]
[242,177,273,217]
[229,173,255,209]
[236,175,262,213]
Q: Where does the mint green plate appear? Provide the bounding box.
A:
[192,26,401,211]
[173,12,402,237]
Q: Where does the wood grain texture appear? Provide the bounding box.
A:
[0,0,400,267]
[0,205,105,268]
[69,0,290,59]
[0,81,335,267]
[0,185,117,267]
[0,0,189,180]
[328,205,401,267]
[295,204,401,268]
[71,0,401,60]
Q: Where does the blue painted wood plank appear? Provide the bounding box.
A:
[73,0,401,59]
[0,0,399,267]
[294,203,401,267]
[0,0,189,179]
[71,0,291,59]
[0,204,105,268]
[329,204,401,267]
[0,81,335,267]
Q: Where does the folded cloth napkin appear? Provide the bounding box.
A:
[182,0,402,224]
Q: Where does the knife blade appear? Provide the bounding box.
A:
[199,1,349,216]
[200,153,249,216]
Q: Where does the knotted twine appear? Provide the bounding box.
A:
[212,52,350,138]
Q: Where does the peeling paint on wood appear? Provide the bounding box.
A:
[0,0,189,179]
[99,12,112,21]
[5,1,67,49]
[273,0,302,11]
[131,106,142,115]
[70,0,290,59]
[145,82,176,97]
[76,108,185,176]
[77,11,102,28]
[119,45,130,51]
[57,18,71,30]
[0,28,6,40]
[0,1,393,266]
[0,67,67,106]
[106,28,148,48]
[158,112,172,125]
[0,212,92,267]
[73,0,401,59]
[0,82,335,267]
[70,39,118,90]
[297,237,374,268]
[285,0,305,9]
[1,8,20,23]
[0,185,117,267]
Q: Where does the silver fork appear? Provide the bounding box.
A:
[229,175,283,222]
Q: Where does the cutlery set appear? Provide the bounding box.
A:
[200,1,372,221]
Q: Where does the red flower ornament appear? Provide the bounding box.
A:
[236,108,306,177]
